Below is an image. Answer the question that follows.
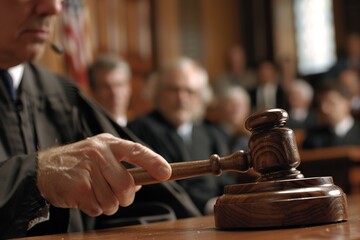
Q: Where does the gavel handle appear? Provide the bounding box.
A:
[128,150,249,185]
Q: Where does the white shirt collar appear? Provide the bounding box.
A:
[8,64,24,90]
[290,108,308,121]
[116,117,127,127]
[177,123,193,144]
[334,116,354,137]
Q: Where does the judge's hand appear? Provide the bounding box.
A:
[36,133,171,216]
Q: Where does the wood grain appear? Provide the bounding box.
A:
[18,195,360,240]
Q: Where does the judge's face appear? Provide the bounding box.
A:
[0,0,63,68]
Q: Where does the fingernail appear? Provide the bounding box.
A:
[158,166,172,180]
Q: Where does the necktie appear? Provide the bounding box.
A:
[0,69,16,102]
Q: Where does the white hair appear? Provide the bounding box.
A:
[155,57,213,105]
[291,79,314,102]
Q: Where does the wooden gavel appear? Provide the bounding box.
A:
[128,109,348,229]
[129,108,302,185]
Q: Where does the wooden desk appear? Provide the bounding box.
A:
[19,195,360,240]
[300,146,360,162]
[299,146,360,193]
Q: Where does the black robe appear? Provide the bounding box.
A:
[0,63,198,239]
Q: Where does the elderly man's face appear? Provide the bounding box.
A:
[0,0,63,68]
[158,67,205,127]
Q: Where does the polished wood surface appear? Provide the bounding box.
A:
[19,195,360,240]
[300,146,360,162]
[214,177,347,228]
[299,146,360,193]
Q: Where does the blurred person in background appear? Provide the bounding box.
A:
[213,85,251,153]
[249,60,287,112]
[326,33,360,81]
[88,54,132,127]
[277,56,298,93]
[302,82,360,149]
[211,85,259,183]
[338,68,360,115]
[287,79,317,130]
[128,57,235,215]
[214,45,256,92]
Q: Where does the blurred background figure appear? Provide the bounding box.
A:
[338,68,360,115]
[214,45,256,92]
[211,85,260,183]
[277,56,298,93]
[302,82,360,149]
[249,60,287,112]
[88,54,132,126]
[128,57,235,215]
[213,85,251,153]
[287,79,317,130]
[326,33,360,80]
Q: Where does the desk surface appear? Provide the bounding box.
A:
[20,195,360,240]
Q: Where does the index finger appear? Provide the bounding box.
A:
[111,140,172,182]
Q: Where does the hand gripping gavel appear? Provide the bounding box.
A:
[128,109,348,229]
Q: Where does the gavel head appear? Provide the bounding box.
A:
[245,109,304,181]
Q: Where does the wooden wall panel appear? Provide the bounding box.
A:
[154,0,180,69]
[201,0,242,82]
[272,0,296,62]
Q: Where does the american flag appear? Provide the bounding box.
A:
[60,0,93,87]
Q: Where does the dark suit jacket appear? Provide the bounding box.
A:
[248,84,288,111]
[287,109,318,130]
[128,110,235,213]
[302,121,360,149]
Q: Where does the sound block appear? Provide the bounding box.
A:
[214,177,348,229]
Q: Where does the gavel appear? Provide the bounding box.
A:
[128,109,348,229]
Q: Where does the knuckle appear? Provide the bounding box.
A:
[82,145,106,165]
[82,205,103,217]
[117,185,135,207]
[102,200,119,216]
[130,142,147,157]
[97,133,114,140]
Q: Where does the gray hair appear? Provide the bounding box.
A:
[154,57,213,106]
[290,79,314,102]
[216,84,251,108]
[88,53,131,89]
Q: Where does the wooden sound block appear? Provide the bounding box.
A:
[214,176,348,229]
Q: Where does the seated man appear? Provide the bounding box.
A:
[302,82,360,149]
[128,57,235,214]
[287,79,317,130]
[248,60,287,112]
[213,85,251,153]
[87,54,132,127]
